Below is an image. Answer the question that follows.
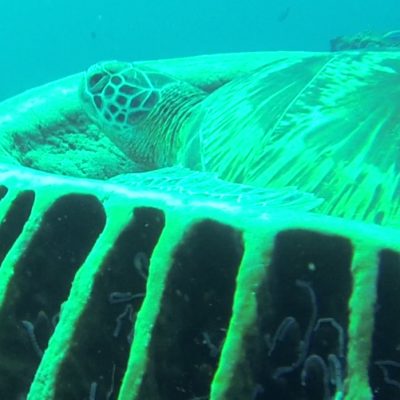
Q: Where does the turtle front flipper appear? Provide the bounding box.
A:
[108,166,323,212]
[80,61,206,169]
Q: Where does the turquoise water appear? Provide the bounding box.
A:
[0,0,398,101]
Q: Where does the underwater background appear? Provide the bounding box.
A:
[0,0,399,101]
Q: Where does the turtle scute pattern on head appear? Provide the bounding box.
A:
[80,60,207,169]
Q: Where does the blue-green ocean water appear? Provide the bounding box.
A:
[0,0,398,101]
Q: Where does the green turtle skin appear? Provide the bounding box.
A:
[80,61,206,169]
[180,51,400,226]
[80,52,400,227]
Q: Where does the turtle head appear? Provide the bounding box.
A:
[79,60,178,165]
[80,60,206,168]
[80,60,176,131]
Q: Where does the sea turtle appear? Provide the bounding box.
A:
[79,52,400,227]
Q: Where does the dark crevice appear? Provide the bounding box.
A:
[0,194,105,399]
[54,207,165,400]
[249,230,353,400]
[369,250,400,400]
[0,185,7,201]
[141,219,243,400]
[0,190,35,267]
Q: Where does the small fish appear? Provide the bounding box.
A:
[278,6,291,22]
